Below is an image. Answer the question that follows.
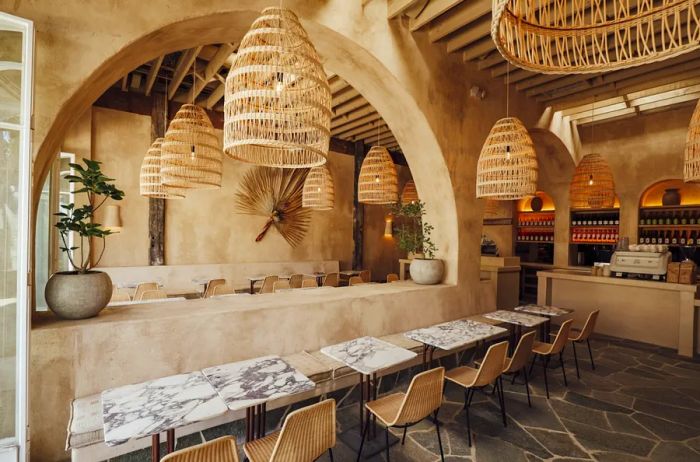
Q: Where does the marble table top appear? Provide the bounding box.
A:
[202,356,315,411]
[404,319,508,351]
[102,371,228,446]
[514,304,572,317]
[482,310,548,327]
[321,336,417,375]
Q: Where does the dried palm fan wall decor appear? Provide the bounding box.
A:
[161,104,223,190]
[358,146,399,204]
[684,99,700,182]
[302,163,335,210]
[401,179,419,204]
[476,117,538,200]
[235,167,311,247]
[224,7,332,168]
[570,154,616,209]
[492,0,700,74]
[139,138,185,199]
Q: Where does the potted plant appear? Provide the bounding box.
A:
[44,159,124,319]
[390,200,443,284]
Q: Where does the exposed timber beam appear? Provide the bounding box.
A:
[144,56,164,96]
[189,43,235,101]
[168,46,202,100]
[428,0,490,42]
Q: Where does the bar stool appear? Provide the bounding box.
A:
[161,435,239,462]
[568,310,600,378]
[529,319,573,399]
[358,367,445,462]
[243,399,336,462]
[445,341,509,447]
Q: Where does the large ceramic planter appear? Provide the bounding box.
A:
[45,271,112,319]
[409,258,444,285]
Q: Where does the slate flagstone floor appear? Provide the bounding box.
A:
[112,334,700,461]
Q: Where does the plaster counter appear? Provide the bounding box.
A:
[480,256,521,310]
[537,270,698,357]
[31,281,463,461]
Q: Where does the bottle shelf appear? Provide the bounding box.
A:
[516,240,554,244]
[517,225,555,230]
[571,240,617,244]
[640,205,700,212]
[639,224,700,229]
[571,225,619,229]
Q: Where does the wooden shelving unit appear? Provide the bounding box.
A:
[638,205,700,247]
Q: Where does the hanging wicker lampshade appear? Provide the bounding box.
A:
[684,100,700,182]
[570,153,616,209]
[358,146,398,205]
[492,0,700,74]
[476,117,538,200]
[302,163,335,210]
[401,180,419,205]
[139,138,185,199]
[161,104,223,190]
[223,7,332,168]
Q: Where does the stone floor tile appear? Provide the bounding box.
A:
[589,390,633,408]
[591,451,651,461]
[525,427,589,459]
[648,441,700,461]
[633,398,700,429]
[501,391,565,432]
[630,412,700,441]
[564,392,632,414]
[622,386,700,409]
[549,400,611,430]
[472,434,531,462]
[560,418,655,457]
[604,413,654,439]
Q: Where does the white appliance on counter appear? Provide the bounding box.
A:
[609,251,671,280]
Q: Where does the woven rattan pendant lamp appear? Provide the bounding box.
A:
[570,154,616,209]
[302,163,335,210]
[161,103,223,190]
[492,0,700,74]
[684,100,700,182]
[358,145,398,205]
[139,138,185,199]
[223,7,332,168]
[401,179,419,205]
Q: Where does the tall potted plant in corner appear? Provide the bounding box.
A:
[390,200,444,284]
[45,159,124,319]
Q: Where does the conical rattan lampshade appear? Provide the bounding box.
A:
[476,117,538,200]
[303,163,335,210]
[570,153,615,209]
[161,104,223,190]
[358,146,398,205]
[401,180,419,205]
[223,7,332,168]
[684,100,700,182]
[139,138,185,199]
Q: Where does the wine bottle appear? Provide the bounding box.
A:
[681,211,688,225]
[673,212,679,225]
[664,231,671,244]
[680,230,687,245]
[689,230,697,245]
[672,230,679,245]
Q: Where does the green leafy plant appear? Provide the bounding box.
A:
[389,200,438,259]
[54,159,125,273]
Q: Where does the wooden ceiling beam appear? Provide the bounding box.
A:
[351,123,392,141]
[515,73,570,92]
[331,112,383,136]
[120,74,129,92]
[144,56,164,96]
[445,16,490,53]
[409,0,463,31]
[388,0,422,19]
[339,119,389,139]
[428,0,490,43]
[476,53,505,70]
[462,37,496,61]
[189,43,235,102]
[637,94,700,113]
[168,46,202,100]
[332,88,362,108]
[333,95,370,117]
[329,78,350,95]
[331,105,376,129]
[205,82,225,109]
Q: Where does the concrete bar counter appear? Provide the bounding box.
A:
[537,269,698,357]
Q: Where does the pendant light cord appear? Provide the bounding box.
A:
[506,62,510,118]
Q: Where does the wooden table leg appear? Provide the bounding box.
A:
[151,434,160,461]
[249,281,254,294]
[167,429,175,453]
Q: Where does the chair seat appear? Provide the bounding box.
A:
[243,430,280,462]
[365,392,405,426]
[532,340,553,355]
[444,365,479,387]
[568,328,583,342]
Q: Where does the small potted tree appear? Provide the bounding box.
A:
[45,159,124,319]
[390,200,444,284]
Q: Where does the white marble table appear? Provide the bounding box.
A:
[202,355,315,441]
[246,274,292,294]
[514,304,572,317]
[101,371,227,461]
[482,310,548,328]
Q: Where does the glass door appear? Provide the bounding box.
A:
[0,12,33,462]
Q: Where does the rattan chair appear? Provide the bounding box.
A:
[161,435,239,462]
[288,274,304,289]
[502,330,536,407]
[301,278,318,288]
[348,276,364,286]
[133,282,159,301]
[359,270,371,283]
[203,279,226,298]
[358,367,445,462]
[212,285,234,296]
[323,272,339,287]
[529,319,573,399]
[568,310,599,378]
[259,276,279,294]
[109,289,131,303]
[139,289,168,301]
[445,341,509,447]
[243,399,336,462]
[386,273,399,283]
[273,280,291,292]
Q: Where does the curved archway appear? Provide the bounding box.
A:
[31,6,459,281]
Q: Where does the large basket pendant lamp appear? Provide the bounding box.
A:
[570,153,615,209]
[476,117,538,200]
[161,104,223,190]
[302,163,335,210]
[401,179,419,205]
[358,146,398,204]
[139,138,185,199]
[683,100,700,182]
[223,7,332,168]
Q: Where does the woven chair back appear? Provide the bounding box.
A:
[323,273,339,287]
[110,291,131,303]
[134,282,159,301]
[394,367,444,426]
[504,330,536,373]
[359,270,371,283]
[576,310,599,342]
[289,274,304,289]
[204,279,226,298]
[271,399,336,461]
[212,285,234,296]
[549,319,574,355]
[301,278,318,288]
[139,289,168,301]
[349,276,364,286]
[260,276,279,294]
[273,280,291,292]
[473,341,509,387]
[161,435,239,462]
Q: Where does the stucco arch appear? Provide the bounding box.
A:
[29,3,459,281]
